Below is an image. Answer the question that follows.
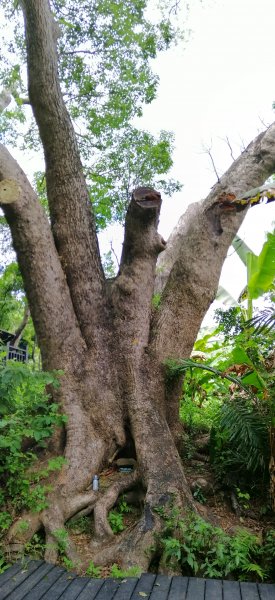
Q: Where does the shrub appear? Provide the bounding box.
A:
[0,362,66,515]
[155,506,273,581]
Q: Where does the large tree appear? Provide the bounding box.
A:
[1,0,275,571]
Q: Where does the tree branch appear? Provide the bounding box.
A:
[0,145,85,370]
[111,187,166,362]
[202,142,221,182]
[152,122,275,362]
[21,0,107,346]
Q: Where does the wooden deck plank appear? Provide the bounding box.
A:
[0,562,54,600]
[0,560,46,600]
[240,581,262,600]
[167,576,188,599]
[1,562,274,600]
[130,573,156,599]
[186,577,205,600]
[89,577,120,599]
[149,574,172,599]
[36,570,76,600]
[22,565,66,600]
[75,578,104,600]
[112,578,139,599]
[0,562,31,587]
[56,574,91,599]
[205,579,223,600]
[258,583,275,600]
[223,580,241,600]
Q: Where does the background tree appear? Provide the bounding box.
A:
[0,0,275,572]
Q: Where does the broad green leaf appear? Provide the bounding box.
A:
[248,232,275,299]
[231,346,253,366]
[241,371,265,390]
[232,235,255,267]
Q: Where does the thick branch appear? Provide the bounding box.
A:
[0,145,85,370]
[21,0,107,346]
[153,122,275,362]
[112,187,166,362]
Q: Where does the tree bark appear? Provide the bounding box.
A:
[152,123,275,440]
[2,0,275,572]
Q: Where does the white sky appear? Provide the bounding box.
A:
[103,0,275,302]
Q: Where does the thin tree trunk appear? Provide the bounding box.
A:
[12,304,30,347]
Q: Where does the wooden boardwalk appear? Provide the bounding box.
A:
[0,560,274,600]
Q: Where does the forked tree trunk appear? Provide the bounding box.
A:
[1,0,275,572]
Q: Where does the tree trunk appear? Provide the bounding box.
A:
[1,0,275,572]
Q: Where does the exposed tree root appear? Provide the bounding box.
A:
[90,508,162,572]
[6,513,42,547]
[93,470,141,543]
[5,468,143,566]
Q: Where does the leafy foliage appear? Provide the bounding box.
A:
[0,0,183,228]
[247,231,275,301]
[86,561,102,577]
[0,263,25,330]
[85,561,142,578]
[67,515,91,534]
[110,563,141,578]
[108,498,132,534]
[88,128,182,229]
[155,506,274,581]
[23,533,46,560]
[0,362,66,521]
[166,357,257,400]
[214,306,243,339]
[246,306,275,335]
[211,399,270,478]
[0,263,37,361]
[108,510,125,533]
[177,280,274,488]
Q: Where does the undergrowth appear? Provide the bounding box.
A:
[153,506,275,581]
[85,561,141,579]
[0,362,66,571]
[108,498,133,534]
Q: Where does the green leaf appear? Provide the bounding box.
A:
[248,232,275,299]
[241,371,265,390]
[231,346,253,366]
[232,235,255,267]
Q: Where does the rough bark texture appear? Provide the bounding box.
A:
[1,0,275,572]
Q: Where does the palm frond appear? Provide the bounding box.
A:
[165,358,257,399]
[218,400,270,473]
[245,307,275,334]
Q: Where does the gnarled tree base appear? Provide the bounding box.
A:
[6,411,198,573]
